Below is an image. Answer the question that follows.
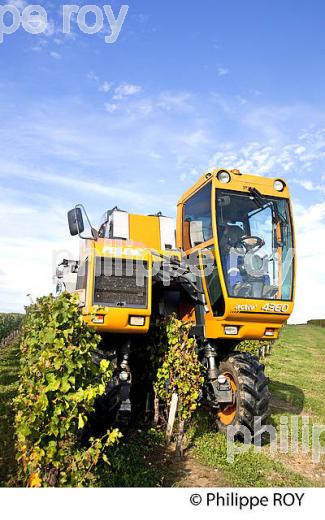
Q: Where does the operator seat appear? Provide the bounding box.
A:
[220,224,246,290]
[221,224,274,298]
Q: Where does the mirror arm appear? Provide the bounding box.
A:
[91,227,99,241]
[75,204,98,241]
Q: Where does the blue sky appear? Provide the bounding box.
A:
[0,0,325,322]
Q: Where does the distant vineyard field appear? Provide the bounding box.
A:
[307,319,325,328]
[0,313,24,343]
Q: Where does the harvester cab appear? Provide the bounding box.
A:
[176,169,295,341]
[61,168,295,433]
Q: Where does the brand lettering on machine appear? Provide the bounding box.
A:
[102,247,142,256]
[235,304,257,312]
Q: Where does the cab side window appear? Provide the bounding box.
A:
[183,182,212,249]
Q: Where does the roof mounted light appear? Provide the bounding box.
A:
[274,179,286,192]
[217,170,231,184]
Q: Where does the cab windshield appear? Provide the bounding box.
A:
[216,189,294,301]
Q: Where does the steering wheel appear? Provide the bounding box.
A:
[233,235,265,253]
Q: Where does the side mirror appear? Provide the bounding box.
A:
[68,208,85,236]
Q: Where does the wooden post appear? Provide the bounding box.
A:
[153,389,159,426]
[175,419,185,460]
[166,392,178,443]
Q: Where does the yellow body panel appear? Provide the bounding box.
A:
[76,238,180,335]
[204,302,294,340]
[129,214,161,249]
[76,239,153,334]
[82,309,151,334]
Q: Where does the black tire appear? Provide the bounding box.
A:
[216,351,270,440]
[84,349,132,438]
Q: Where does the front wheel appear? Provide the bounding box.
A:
[216,352,270,440]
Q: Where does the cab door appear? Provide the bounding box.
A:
[181,181,225,325]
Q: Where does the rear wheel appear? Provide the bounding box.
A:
[216,352,270,439]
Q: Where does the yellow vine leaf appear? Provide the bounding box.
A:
[29,472,42,488]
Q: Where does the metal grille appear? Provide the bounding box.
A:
[94,258,148,308]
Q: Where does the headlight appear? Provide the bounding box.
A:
[92,315,104,324]
[224,326,238,335]
[129,316,145,326]
[217,375,227,384]
[217,170,231,184]
[119,371,129,382]
[274,179,285,191]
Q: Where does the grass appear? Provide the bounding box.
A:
[266,325,325,420]
[0,339,20,486]
[1,323,325,487]
[98,429,167,487]
[187,413,311,487]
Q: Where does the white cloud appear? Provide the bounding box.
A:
[149,151,162,160]
[295,179,325,193]
[157,92,192,112]
[88,71,99,83]
[113,83,142,100]
[134,101,154,116]
[50,51,61,60]
[294,145,306,155]
[217,66,230,77]
[180,129,212,147]
[99,81,112,93]
[236,95,247,106]
[88,73,113,94]
[104,102,118,113]
[207,127,325,180]
[44,20,57,37]
[0,160,158,207]
[30,39,48,52]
